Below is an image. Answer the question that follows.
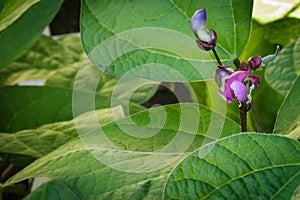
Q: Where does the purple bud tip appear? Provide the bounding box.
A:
[191,9,207,34]
[248,56,262,70]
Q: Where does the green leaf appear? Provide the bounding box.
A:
[0,0,40,32]
[164,133,300,199]
[0,35,84,85]
[47,62,158,105]
[0,0,63,67]
[0,86,143,132]
[262,18,300,47]
[265,37,300,96]
[24,180,79,200]
[274,76,300,139]
[81,0,253,81]
[0,107,124,157]
[0,35,158,104]
[3,103,240,198]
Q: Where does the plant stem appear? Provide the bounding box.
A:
[212,48,222,66]
[251,100,264,133]
[239,102,247,132]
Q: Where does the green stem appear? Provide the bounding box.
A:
[239,102,247,132]
[251,100,264,133]
[212,48,222,66]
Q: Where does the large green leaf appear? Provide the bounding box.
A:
[274,76,300,139]
[0,107,124,157]
[265,37,300,96]
[164,133,300,199]
[3,103,240,198]
[0,86,143,133]
[0,0,63,67]
[81,0,253,81]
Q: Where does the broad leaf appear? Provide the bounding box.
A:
[274,76,300,139]
[81,0,253,81]
[0,107,124,157]
[0,0,63,67]
[265,37,300,96]
[0,86,143,132]
[164,133,300,199]
[3,103,240,198]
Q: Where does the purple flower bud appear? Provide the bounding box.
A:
[240,62,249,71]
[191,9,217,51]
[248,56,262,70]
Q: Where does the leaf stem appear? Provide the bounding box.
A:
[239,102,247,132]
[212,48,222,66]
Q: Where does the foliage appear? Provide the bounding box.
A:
[0,0,299,199]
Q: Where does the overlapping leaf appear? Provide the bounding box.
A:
[0,107,124,157]
[0,35,158,104]
[0,86,143,133]
[3,103,241,198]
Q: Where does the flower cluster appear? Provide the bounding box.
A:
[214,56,262,103]
[191,9,262,104]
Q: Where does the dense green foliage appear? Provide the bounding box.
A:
[0,0,299,199]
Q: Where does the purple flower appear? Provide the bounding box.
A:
[191,9,217,51]
[215,67,248,103]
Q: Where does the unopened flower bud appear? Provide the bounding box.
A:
[191,9,217,51]
[248,56,262,70]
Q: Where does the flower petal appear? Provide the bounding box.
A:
[191,9,207,33]
[230,81,248,102]
[191,9,212,42]
[226,71,248,85]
